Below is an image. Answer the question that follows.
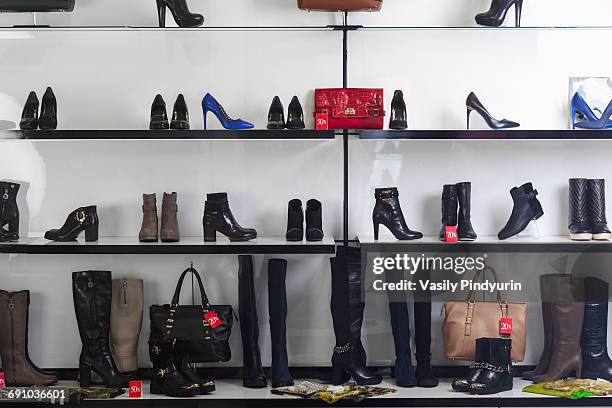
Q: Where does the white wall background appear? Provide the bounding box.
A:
[1,1,612,370]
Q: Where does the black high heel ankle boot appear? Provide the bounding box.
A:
[0,181,19,242]
[149,338,200,397]
[372,188,422,241]
[438,184,458,241]
[173,338,215,394]
[203,193,257,242]
[469,338,514,395]
[389,90,408,130]
[498,182,543,240]
[156,0,203,28]
[150,94,169,130]
[20,92,39,130]
[171,94,190,130]
[39,87,57,130]
[466,92,519,130]
[285,199,303,241]
[44,206,99,242]
[476,0,523,27]
[305,199,324,242]
[267,96,285,130]
[456,182,477,241]
[286,96,305,130]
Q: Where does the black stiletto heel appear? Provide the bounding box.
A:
[466,92,519,130]
[156,0,166,28]
[475,0,524,28]
[154,0,203,28]
[373,222,380,240]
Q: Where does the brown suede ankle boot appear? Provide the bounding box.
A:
[139,194,158,242]
[161,192,180,242]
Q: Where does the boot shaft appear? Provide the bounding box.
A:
[0,181,19,222]
[110,278,144,373]
[441,184,458,226]
[587,179,608,224]
[456,182,472,222]
[582,277,609,355]
[373,187,405,222]
[72,271,112,353]
[0,290,29,354]
[569,178,589,226]
[161,192,179,241]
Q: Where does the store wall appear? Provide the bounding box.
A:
[1,1,612,369]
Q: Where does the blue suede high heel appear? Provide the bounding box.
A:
[571,93,612,129]
[574,98,612,130]
[202,93,253,130]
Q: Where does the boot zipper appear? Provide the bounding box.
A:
[8,297,15,383]
[88,278,95,324]
[0,189,7,228]
[122,279,127,305]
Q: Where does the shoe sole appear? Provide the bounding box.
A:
[571,233,593,241]
[593,233,612,241]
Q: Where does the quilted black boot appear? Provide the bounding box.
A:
[587,179,611,241]
[569,178,592,241]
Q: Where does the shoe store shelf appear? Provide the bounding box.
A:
[358,130,612,141]
[359,235,612,253]
[0,130,336,141]
[0,237,336,255]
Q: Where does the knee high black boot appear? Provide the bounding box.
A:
[268,259,294,388]
[72,271,132,388]
[238,256,267,388]
[581,277,612,381]
[331,246,382,386]
[413,268,439,388]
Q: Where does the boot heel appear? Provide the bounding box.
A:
[79,365,91,387]
[332,364,347,386]
[515,0,523,27]
[575,364,582,379]
[150,382,163,395]
[85,223,98,242]
[203,219,216,242]
[373,222,380,240]
[156,0,166,27]
[7,218,19,235]
[203,109,208,130]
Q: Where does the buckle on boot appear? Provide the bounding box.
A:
[75,210,86,224]
[334,343,353,354]
[151,346,161,355]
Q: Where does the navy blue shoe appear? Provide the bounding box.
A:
[202,93,254,130]
[574,100,612,130]
[571,93,612,129]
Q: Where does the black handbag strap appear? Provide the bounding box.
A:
[171,266,211,308]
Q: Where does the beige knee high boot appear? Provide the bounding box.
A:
[110,279,143,374]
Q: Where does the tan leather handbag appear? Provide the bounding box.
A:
[298,0,382,12]
[442,267,527,362]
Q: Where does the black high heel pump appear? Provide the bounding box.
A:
[476,0,523,28]
[156,0,204,28]
[39,87,57,130]
[466,92,519,130]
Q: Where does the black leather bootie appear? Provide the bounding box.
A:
[45,206,98,242]
[305,199,324,242]
[438,184,458,240]
[587,179,611,241]
[581,278,612,382]
[475,0,523,27]
[173,338,215,394]
[470,338,513,395]
[389,90,408,130]
[150,94,169,130]
[20,92,39,130]
[203,193,257,242]
[171,94,190,130]
[498,183,543,240]
[268,259,294,388]
[0,181,19,242]
[267,96,285,130]
[39,87,57,130]
[456,182,477,241]
[285,199,303,241]
[373,188,422,241]
[286,96,305,130]
[452,337,490,392]
[569,178,591,241]
[149,338,200,397]
[73,271,134,388]
[156,0,204,28]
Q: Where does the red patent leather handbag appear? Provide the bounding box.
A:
[314,88,385,130]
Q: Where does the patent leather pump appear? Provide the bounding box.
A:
[571,93,612,129]
[44,206,99,242]
[372,188,423,241]
[203,193,257,242]
[466,92,519,130]
[389,90,408,130]
[574,100,612,130]
[39,87,57,130]
[150,94,169,130]
[171,94,190,130]
[20,92,39,130]
[286,96,305,130]
[475,0,523,28]
[202,93,253,130]
[156,0,203,28]
[267,96,285,130]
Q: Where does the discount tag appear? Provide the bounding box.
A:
[315,113,329,130]
[205,311,222,329]
[499,317,513,336]
[128,381,142,398]
[444,226,458,243]
[0,372,5,390]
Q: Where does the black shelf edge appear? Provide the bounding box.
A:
[358,129,612,140]
[0,130,336,141]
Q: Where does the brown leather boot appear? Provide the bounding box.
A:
[161,192,180,242]
[532,275,585,383]
[0,290,57,386]
[110,279,144,374]
[139,194,158,242]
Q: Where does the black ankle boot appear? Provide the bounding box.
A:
[0,181,19,241]
[238,256,267,388]
[569,178,591,241]
[267,96,285,130]
[389,90,408,130]
[587,179,611,241]
[150,94,169,130]
[173,338,215,394]
[305,199,324,242]
[438,184,458,241]
[498,183,543,240]
[413,268,438,388]
[72,271,134,388]
[45,206,99,242]
[470,338,513,395]
[456,182,477,241]
[268,259,294,388]
[581,278,612,381]
[373,188,422,241]
[149,338,200,397]
[285,199,304,241]
[170,94,190,130]
[452,337,490,392]
[203,193,257,242]
[156,0,204,28]
[39,87,57,130]
[286,96,305,130]
[475,0,523,27]
[20,92,39,130]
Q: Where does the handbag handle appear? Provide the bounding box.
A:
[465,266,506,304]
[171,266,211,309]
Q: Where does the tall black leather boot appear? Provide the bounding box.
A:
[238,256,266,388]
[268,259,294,388]
[331,246,382,386]
[587,179,611,241]
[72,271,133,388]
[0,181,19,242]
[581,277,612,381]
[387,288,416,388]
[372,188,422,241]
[569,178,591,241]
[149,338,200,397]
[456,182,477,241]
[469,338,513,395]
[438,184,458,241]
[413,268,438,388]
[498,182,544,240]
[203,193,257,242]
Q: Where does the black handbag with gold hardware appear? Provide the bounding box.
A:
[150,266,235,363]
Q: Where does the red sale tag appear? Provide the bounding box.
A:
[204,311,222,329]
[444,226,458,243]
[128,381,142,398]
[0,372,5,390]
[315,113,329,130]
[500,317,513,336]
